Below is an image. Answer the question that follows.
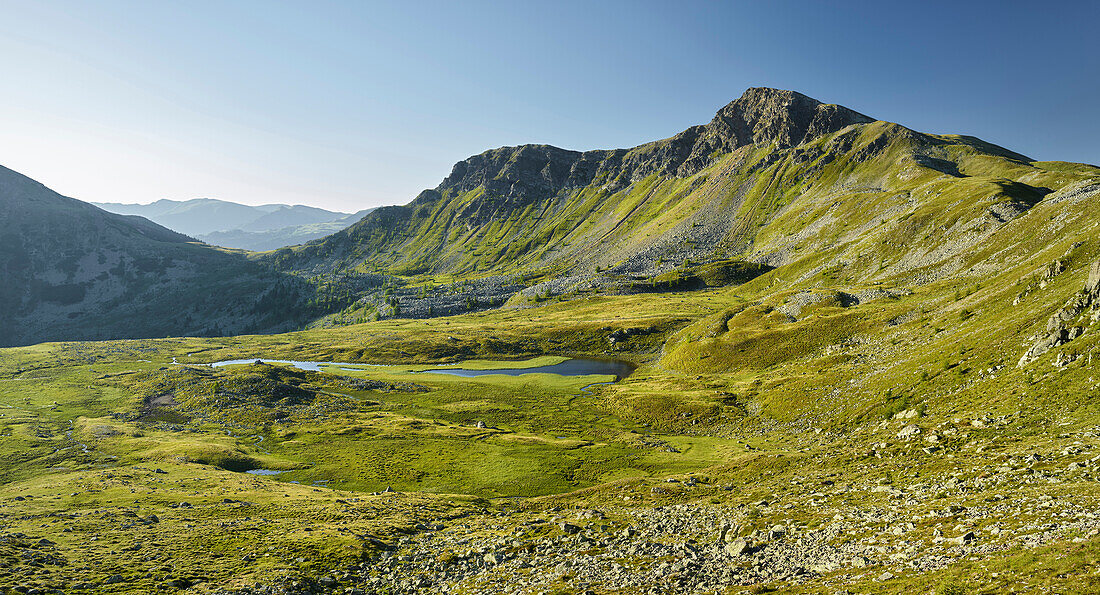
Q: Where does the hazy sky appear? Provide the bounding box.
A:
[0,1,1097,212]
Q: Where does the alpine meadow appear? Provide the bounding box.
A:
[3,5,1100,594]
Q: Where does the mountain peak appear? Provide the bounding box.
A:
[391,89,881,225]
[702,87,874,152]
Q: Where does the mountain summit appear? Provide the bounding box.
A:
[691,87,874,158]
[430,88,874,212]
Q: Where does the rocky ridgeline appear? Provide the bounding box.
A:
[428,88,872,225]
[273,87,879,278]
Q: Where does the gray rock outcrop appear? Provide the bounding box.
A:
[1019,259,1100,366]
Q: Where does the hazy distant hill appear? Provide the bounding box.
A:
[0,168,330,346]
[199,208,376,252]
[93,198,364,251]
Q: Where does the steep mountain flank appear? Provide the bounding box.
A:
[0,166,323,346]
[268,87,1093,300]
[423,89,873,215]
[267,88,875,275]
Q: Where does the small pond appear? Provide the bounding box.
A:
[208,359,373,372]
[204,358,634,379]
[416,358,635,379]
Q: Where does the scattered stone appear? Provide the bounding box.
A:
[897,424,921,439]
[725,537,752,556]
[948,531,977,545]
[768,524,786,540]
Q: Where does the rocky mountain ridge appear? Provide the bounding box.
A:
[268,88,882,275]
[403,88,874,225]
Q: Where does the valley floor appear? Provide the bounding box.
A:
[4,274,1100,594]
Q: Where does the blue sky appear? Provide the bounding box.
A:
[0,0,1096,211]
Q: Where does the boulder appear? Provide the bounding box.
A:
[896,424,921,439]
[948,531,976,545]
[559,522,581,535]
[893,409,919,420]
[724,537,752,556]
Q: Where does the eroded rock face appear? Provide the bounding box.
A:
[676,88,874,175]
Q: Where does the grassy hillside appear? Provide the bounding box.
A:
[0,166,341,347]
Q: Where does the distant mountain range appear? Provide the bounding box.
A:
[198,210,375,252]
[93,198,374,251]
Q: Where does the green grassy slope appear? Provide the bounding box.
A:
[6,237,1100,591]
[0,166,344,347]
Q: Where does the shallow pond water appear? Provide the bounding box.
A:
[219,357,634,478]
[204,357,634,379]
[244,469,284,476]
[208,359,374,372]
[416,358,634,379]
